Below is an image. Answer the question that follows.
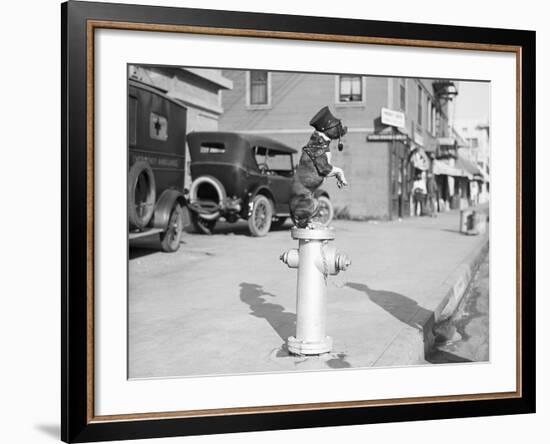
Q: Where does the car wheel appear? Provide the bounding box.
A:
[248,195,273,237]
[190,211,217,235]
[128,161,156,229]
[160,203,184,252]
[270,217,287,229]
[313,196,334,227]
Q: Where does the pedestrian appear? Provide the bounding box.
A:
[426,172,438,217]
[412,171,427,216]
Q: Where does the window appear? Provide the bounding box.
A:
[467,138,479,149]
[200,142,225,154]
[338,75,364,103]
[254,147,293,176]
[417,85,423,127]
[254,146,267,166]
[149,112,168,141]
[399,79,407,112]
[266,150,293,173]
[248,70,269,106]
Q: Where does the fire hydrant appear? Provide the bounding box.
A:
[280,227,351,355]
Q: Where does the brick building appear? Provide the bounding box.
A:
[219,70,464,220]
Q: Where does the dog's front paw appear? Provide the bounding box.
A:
[336,173,348,188]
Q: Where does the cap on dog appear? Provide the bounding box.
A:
[309,106,342,132]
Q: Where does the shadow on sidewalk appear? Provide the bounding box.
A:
[239,283,296,342]
[346,282,434,331]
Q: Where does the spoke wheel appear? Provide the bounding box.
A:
[160,204,184,252]
[248,195,273,237]
[312,196,334,227]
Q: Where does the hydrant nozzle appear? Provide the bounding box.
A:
[280,248,299,268]
[336,253,351,272]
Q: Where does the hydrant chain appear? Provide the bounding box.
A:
[321,241,329,284]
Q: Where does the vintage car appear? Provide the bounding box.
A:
[127,79,189,252]
[186,131,334,236]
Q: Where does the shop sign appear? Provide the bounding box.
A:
[367,133,408,142]
[413,130,424,147]
[381,107,405,128]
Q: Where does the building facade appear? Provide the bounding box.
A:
[455,118,491,204]
[219,69,461,220]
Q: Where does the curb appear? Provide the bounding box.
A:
[435,235,489,323]
[374,234,489,367]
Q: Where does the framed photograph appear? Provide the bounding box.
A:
[62,1,535,442]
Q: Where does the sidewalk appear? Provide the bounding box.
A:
[129,210,489,378]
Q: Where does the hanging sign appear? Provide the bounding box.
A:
[381,107,406,128]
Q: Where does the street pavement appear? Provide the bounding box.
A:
[128,210,489,378]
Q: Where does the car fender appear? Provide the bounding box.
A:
[152,189,189,230]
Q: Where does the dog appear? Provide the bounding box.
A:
[290,106,349,228]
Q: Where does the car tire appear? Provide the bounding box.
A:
[159,203,184,252]
[248,195,273,237]
[189,175,226,220]
[313,195,334,227]
[128,161,156,229]
[190,211,217,235]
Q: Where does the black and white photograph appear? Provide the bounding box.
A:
[1,0,543,442]
[127,65,491,379]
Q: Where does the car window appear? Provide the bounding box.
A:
[252,146,266,165]
[253,146,293,176]
[200,142,226,154]
[266,150,293,176]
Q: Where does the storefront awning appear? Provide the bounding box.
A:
[437,137,457,147]
[433,160,462,176]
[455,156,483,180]
[433,157,488,181]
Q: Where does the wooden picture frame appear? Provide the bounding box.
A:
[62,1,535,442]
